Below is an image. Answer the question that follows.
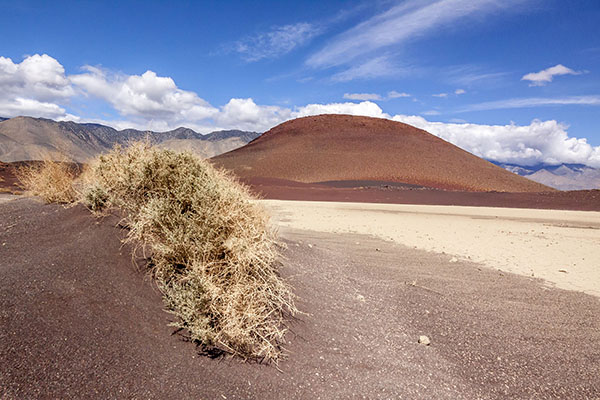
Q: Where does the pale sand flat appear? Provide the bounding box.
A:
[261,200,600,297]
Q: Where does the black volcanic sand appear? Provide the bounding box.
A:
[0,162,22,193]
[2,163,599,210]
[1,198,599,399]
[0,161,81,195]
[243,177,600,211]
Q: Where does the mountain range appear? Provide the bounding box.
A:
[0,116,259,162]
[1,115,598,191]
[494,162,600,191]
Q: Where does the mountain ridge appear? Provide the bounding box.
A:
[493,162,600,190]
[0,116,259,162]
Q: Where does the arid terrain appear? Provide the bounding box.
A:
[1,197,599,399]
[242,177,600,211]
[0,116,258,162]
[2,114,600,399]
[263,200,600,297]
[3,0,600,397]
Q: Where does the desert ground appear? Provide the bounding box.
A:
[1,195,599,399]
[261,200,600,297]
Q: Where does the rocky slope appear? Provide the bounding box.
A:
[0,116,259,162]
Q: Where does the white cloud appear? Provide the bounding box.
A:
[331,56,405,81]
[343,93,383,101]
[343,91,413,101]
[444,65,509,87]
[307,0,531,69]
[459,96,600,112]
[70,67,219,124]
[233,22,321,62]
[421,110,441,116]
[432,89,464,97]
[91,99,389,133]
[292,100,388,119]
[0,98,68,119]
[388,91,411,98]
[1,54,597,168]
[521,64,582,86]
[215,98,291,132]
[392,115,600,168]
[209,98,600,168]
[0,54,74,118]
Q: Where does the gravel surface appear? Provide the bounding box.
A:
[1,198,599,399]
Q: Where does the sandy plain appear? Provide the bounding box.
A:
[261,200,600,298]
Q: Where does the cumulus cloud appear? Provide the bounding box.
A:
[70,66,219,124]
[0,54,74,118]
[218,98,600,168]
[210,100,600,169]
[214,98,292,132]
[292,100,388,119]
[521,64,582,86]
[455,89,466,95]
[343,93,383,101]
[232,22,322,62]
[432,93,448,98]
[0,98,68,120]
[392,115,600,168]
[1,54,597,168]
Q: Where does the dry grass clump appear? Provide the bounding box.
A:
[16,160,78,203]
[80,142,296,361]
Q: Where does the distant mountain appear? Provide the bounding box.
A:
[212,114,552,192]
[0,116,259,162]
[204,129,261,143]
[493,162,600,190]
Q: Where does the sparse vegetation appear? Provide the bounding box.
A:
[15,142,297,360]
[16,160,79,203]
[73,142,296,361]
[0,174,10,194]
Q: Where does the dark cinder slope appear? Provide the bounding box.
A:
[212,114,552,192]
[1,199,599,398]
[0,116,259,162]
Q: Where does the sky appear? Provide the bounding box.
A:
[1,0,600,167]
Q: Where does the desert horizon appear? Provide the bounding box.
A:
[2,115,599,399]
[2,1,600,399]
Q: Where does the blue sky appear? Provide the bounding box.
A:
[1,0,600,167]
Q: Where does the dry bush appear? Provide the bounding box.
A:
[16,160,78,203]
[80,141,297,361]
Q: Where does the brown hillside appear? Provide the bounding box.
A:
[0,117,108,162]
[212,115,553,192]
[0,116,259,162]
